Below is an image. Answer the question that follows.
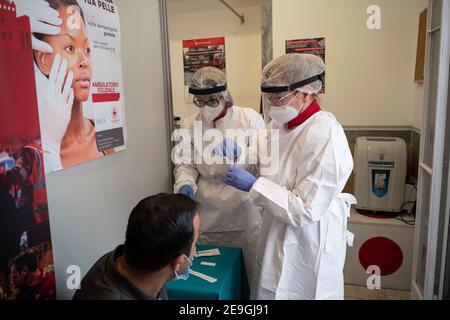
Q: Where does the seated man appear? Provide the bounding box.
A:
[73,193,200,300]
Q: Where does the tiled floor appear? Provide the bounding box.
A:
[344,285,411,300]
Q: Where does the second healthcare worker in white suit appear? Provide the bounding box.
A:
[224,54,356,300]
[173,67,265,297]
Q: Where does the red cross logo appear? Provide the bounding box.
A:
[112,107,119,119]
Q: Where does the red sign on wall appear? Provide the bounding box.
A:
[0,0,56,301]
[183,37,226,86]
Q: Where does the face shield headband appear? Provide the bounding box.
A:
[189,84,227,96]
[261,72,325,93]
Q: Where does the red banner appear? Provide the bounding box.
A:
[0,1,56,301]
[183,37,225,49]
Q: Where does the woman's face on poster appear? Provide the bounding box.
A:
[36,5,93,103]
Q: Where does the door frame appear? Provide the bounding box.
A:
[411,0,450,300]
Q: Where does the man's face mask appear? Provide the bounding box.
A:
[175,254,193,281]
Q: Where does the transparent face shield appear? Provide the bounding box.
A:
[189,83,227,108]
[263,91,297,106]
[260,71,325,123]
[262,91,300,124]
[262,95,271,124]
[193,94,222,108]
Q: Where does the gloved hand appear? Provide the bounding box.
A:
[179,185,194,199]
[14,0,63,53]
[223,167,257,192]
[39,54,74,166]
[214,138,242,159]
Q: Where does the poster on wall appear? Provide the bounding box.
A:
[286,37,326,93]
[1,1,56,300]
[26,0,126,173]
[183,37,226,87]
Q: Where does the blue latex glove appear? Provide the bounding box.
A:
[179,185,194,199]
[224,167,257,192]
[214,138,242,159]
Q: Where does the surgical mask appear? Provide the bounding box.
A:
[201,104,224,124]
[269,104,304,126]
[175,255,193,281]
[268,91,303,126]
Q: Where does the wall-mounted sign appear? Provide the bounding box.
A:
[0,0,126,300]
[286,37,326,93]
[1,0,55,300]
[183,37,226,87]
[22,0,126,173]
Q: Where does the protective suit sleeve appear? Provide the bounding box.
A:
[234,107,266,176]
[249,129,341,228]
[173,117,200,194]
[252,112,266,177]
[174,163,199,194]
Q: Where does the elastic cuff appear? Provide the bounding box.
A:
[249,178,264,201]
[174,181,198,194]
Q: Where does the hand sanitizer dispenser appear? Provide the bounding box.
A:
[354,137,407,213]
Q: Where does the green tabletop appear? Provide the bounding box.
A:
[165,245,250,300]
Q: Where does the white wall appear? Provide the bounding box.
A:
[45,0,171,300]
[272,0,427,128]
[168,0,262,122]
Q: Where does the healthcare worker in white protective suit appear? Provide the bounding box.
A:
[173,67,265,296]
[224,54,357,300]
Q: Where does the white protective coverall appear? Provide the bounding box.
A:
[250,110,356,300]
[174,106,265,295]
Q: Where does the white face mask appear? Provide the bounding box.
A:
[267,91,304,126]
[201,104,224,124]
[269,105,300,126]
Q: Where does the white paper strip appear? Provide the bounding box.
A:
[196,248,221,257]
[200,262,216,267]
[189,269,218,283]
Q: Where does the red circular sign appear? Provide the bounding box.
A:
[359,237,403,276]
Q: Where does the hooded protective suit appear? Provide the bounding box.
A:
[174,105,265,297]
[251,111,355,300]
[247,54,356,300]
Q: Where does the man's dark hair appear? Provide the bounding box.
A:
[14,251,39,273]
[124,194,199,272]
